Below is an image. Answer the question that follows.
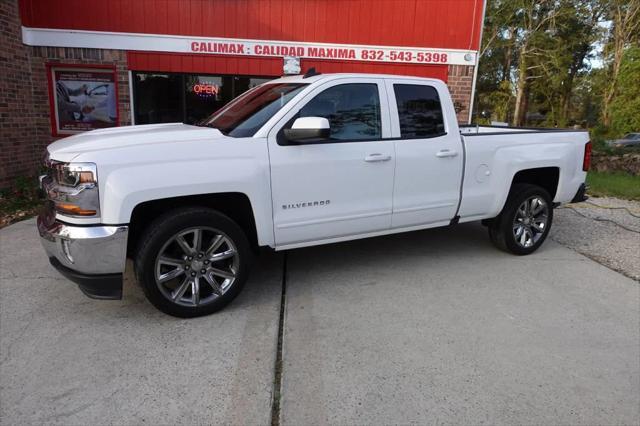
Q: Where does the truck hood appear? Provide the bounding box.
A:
[47,123,225,162]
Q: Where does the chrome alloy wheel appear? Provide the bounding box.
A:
[154,227,239,307]
[513,196,549,248]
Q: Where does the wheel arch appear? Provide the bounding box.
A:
[510,167,560,199]
[127,193,260,257]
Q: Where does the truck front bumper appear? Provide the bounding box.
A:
[37,209,128,300]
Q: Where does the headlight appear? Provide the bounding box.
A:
[41,160,100,217]
[58,164,97,187]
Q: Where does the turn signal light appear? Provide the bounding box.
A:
[583,141,592,171]
[55,203,97,216]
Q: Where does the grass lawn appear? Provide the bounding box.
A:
[586,171,640,201]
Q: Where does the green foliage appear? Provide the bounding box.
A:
[0,176,43,225]
[587,171,640,200]
[608,46,640,137]
[475,0,640,136]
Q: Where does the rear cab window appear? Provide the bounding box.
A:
[393,84,445,139]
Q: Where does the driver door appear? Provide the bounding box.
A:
[267,78,395,247]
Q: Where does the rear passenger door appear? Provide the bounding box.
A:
[385,79,464,228]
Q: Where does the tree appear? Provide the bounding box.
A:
[511,0,565,126]
[608,46,640,135]
[601,0,640,126]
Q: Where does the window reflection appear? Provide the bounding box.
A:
[132,72,275,125]
[299,83,381,141]
[394,84,445,138]
[133,73,182,124]
[185,75,232,124]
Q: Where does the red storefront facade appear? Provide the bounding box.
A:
[1,0,485,186]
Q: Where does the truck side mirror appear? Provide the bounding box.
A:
[283,117,330,144]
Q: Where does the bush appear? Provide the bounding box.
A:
[0,176,43,227]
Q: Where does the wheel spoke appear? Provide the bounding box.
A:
[205,234,224,257]
[193,229,203,252]
[210,248,236,262]
[519,229,528,246]
[158,256,183,267]
[209,267,235,280]
[203,273,223,295]
[191,277,200,306]
[532,220,546,233]
[172,277,191,301]
[517,205,527,219]
[176,234,194,255]
[531,199,544,215]
[514,225,524,238]
[158,266,184,283]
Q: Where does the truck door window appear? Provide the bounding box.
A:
[298,83,381,141]
[393,84,445,138]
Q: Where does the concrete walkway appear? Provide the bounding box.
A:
[281,224,640,425]
[1,219,639,425]
[0,219,283,425]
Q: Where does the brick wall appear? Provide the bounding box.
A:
[0,0,39,188]
[0,0,130,188]
[448,64,474,123]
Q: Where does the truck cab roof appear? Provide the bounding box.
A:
[268,72,446,85]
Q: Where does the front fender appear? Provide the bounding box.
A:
[70,136,275,247]
[100,158,274,246]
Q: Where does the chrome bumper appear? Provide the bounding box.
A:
[37,210,128,299]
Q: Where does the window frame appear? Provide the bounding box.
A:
[384,79,450,140]
[270,77,391,146]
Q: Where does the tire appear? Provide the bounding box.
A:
[135,207,252,317]
[488,184,554,255]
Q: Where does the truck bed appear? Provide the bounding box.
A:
[456,124,590,223]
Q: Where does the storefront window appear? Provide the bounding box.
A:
[185,75,232,124]
[133,72,275,125]
[133,73,183,124]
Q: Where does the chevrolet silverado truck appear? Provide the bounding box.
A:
[38,72,591,317]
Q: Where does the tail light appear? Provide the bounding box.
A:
[583,141,592,171]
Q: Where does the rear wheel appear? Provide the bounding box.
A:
[135,208,251,317]
[488,184,553,255]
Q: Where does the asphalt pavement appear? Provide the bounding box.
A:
[1,218,639,425]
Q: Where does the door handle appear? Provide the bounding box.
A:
[364,153,392,162]
[436,149,458,158]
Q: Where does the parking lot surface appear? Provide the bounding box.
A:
[1,218,639,425]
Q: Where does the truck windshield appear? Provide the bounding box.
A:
[200,83,308,137]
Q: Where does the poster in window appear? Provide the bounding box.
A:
[48,65,118,136]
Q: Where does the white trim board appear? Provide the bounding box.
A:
[22,26,479,66]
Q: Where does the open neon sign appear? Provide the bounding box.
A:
[192,83,220,97]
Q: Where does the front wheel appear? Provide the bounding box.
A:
[488,184,553,255]
[135,208,251,317]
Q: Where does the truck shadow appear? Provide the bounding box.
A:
[121,221,549,317]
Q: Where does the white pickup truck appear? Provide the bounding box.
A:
[38,72,591,317]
